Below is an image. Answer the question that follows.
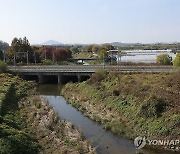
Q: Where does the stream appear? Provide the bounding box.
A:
[38,84,174,154]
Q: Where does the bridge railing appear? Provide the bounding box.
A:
[7,65,180,73]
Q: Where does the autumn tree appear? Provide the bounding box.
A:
[55,48,72,61]
[40,47,72,62]
[83,45,93,52]
[102,44,115,50]
[92,45,100,53]
[40,46,55,60]
[70,46,80,54]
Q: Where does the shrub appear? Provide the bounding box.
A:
[113,89,120,96]
[0,60,7,73]
[156,54,172,65]
[140,95,167,118]
[87,69,107,84]
[173,53,180,67]
[41,59,53,65]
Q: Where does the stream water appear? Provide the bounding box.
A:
[38,84,175,154]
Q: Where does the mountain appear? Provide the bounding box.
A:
[41,40,63,45]
[110,42,142,47]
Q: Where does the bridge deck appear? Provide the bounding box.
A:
[8,65,180,73]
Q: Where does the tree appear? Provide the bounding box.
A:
[22,37,31,52]
[55,48,72,61]
[70,46,80,54]
[40,46,55,60]
[102,44,115,50]
[83,45,93,52]
[9,37,36,64]
[173,53,180,67]
[40,47,72,62]
[99,48,108,60]
[92,45,100,53]
[156,54,172,65]
[0,41,9,51]
[31,46,41,63]
[11,37,19,53]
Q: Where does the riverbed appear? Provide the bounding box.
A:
[38,84,175,154]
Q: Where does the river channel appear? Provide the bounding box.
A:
[38,84,175,154]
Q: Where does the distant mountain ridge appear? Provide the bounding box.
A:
[110,42,142,47]
[32,40,179,47]
[41,40,63,45]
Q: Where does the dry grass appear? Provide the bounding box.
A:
[62,72,180,151]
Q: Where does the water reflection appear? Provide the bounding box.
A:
[39,84,175,154]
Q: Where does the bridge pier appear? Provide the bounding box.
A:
[58,75,62,84]
[77,75,82,82]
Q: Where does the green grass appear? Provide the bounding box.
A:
[0,61,7,73]
[0,74,40,154]
[0,74,95,154]
[62,71,180,143]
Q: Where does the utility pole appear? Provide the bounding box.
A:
[117,48,121,71]
[34,50,37,65]
[117,49,119,71]
[3,50,6,62]
[14,53,16,66]
[53,50,55,64]
[177,43,179,53]
[103,52,105,69]
[119,49,121,70]
[110,51,113,65]
[27,51,29,66]
[45,51,47,60]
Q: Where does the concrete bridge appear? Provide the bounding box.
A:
[8,65,180,84]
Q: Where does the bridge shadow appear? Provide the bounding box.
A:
[21,75,90,84]
[21,75,39,83]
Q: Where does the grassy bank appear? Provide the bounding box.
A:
[62,71,180,151]
[0,74,95,154]
[0,74,39,153]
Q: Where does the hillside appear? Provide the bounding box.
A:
[62,71,180,151]
[0,74,94,154]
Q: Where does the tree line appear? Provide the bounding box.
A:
[1,37,72,65]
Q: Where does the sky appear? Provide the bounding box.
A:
[0,0,180,45]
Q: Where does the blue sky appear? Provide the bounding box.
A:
[0,0,180,44]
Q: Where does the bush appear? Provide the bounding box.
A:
[0,60,7,73]
[41,59,53,65]
[140,95,167,118]
[156,54,172,65]
[113,89,120,96]
[173,53,180,67]
[87,69,107,84]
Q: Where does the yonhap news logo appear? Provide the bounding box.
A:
[134,136,180,151]
[134,136,146,149]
